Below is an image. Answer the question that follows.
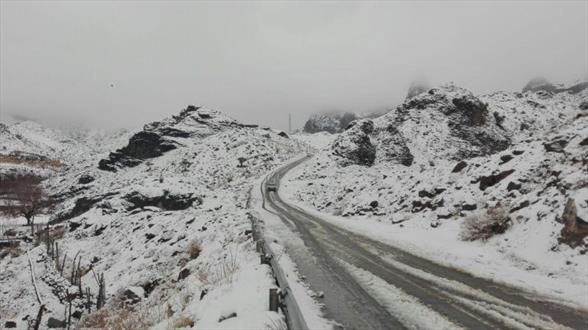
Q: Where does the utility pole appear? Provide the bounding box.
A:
[288,113,292,134]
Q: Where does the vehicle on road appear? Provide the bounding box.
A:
[266,182,277,192]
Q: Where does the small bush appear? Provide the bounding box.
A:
[187,240,202,260]
[175,317,195,328]
[460,205,511,241]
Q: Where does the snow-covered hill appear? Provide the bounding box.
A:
[282,83,588,307]
[303,112,359,134]
[1,106,306,328]
[0,119,130,179]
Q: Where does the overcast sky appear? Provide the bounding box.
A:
[1,1,587,130]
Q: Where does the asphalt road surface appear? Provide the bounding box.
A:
[261,156,588,330]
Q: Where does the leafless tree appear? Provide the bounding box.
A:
[237,157,247,167]
[0,175,53,236]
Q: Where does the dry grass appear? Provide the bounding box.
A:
[174,316,195,328]
[0,306,17,319]
[187,240,202,260]
[460,205,511,241]
[0,156,64,169]
[197,249,239,286]
[79,306,157,330]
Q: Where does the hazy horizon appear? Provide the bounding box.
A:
[1,0,587,130]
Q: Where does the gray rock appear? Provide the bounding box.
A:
[331,120,376,166]
[47,318,66,328]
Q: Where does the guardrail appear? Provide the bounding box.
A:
[248,212,309,330]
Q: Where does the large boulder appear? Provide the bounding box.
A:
[123,190,201,211]
[559,198,588,247]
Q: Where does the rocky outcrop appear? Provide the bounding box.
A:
[477,169,515,191]
[98,131,179,171]
[53,193,118,223]
[446,94,510,158]
[99,105,241,172]
[78,174,95,184]
[123,191,202,211]
[303,112,358,134]
[325,84,510,167]
[331,120,376,166]
[452,161,468,173]
[403,85,510,159]
[375,124,413,166]
[544,137,569,153]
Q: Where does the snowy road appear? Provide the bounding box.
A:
[262,156,588,330]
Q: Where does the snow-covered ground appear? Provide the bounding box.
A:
[1,83,587,328]
[0,107,307,329]
[282,84,588,309]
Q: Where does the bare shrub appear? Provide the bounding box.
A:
[0,174,54,236]
[187,240,202,260]
[460,204,511,241]
[0,246,22,259]
[0,218,19,237]
[197,249,239,286]
[0,155,63,169]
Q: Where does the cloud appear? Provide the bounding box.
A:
[1,1,586,130]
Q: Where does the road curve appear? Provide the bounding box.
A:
[261,156,588,330]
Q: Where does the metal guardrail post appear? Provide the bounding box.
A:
[249,210,309,330]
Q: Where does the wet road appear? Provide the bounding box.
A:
[261,156,588,330]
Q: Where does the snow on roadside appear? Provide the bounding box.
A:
[250,173,333,330]
[278,185,588,309]
[280,86,588,310]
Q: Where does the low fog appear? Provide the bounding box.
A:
[1,1,587,130]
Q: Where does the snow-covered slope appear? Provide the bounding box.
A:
[0,119,129,179]
[283,83,588,306]
[1,106,306,328]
